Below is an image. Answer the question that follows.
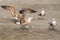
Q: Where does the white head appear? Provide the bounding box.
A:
[52,18,56,25]
[52,18,55,21]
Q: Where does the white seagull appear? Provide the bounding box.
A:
[39,8,45,16]
[48,18,57,30]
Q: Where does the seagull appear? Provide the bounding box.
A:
[48,18,57,30]
[39,8,45,16]
[20,8,36,29]
[38,8,45,20]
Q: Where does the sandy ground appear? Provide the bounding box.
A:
[0,0,60,40]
